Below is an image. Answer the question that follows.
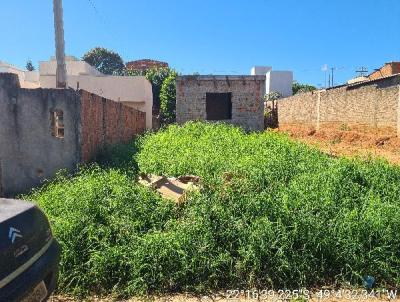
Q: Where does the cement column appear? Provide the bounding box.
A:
[397,85,400,137]
[316,90,321,131]
[53,0,67,88]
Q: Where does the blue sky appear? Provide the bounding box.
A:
[1,0,399,87]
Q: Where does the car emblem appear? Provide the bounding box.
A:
[14,245,29,258]
[8,227,23,243]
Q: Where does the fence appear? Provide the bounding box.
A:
[276,75,400,135]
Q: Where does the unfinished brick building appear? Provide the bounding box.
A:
[176,75,265,131]
[0,73,146,197]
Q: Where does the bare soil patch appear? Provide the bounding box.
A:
[277,124,400,165]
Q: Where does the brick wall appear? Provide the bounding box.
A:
[277,75,400,134]
[80,90,146,162]
[176,75,265,131]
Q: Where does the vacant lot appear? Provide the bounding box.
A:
[26,122,400,299]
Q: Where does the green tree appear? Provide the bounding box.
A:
[82,47,125,75]
[292,81,317,95]
[159,71,178,125]
[26,60,35,71]
[126,67,174,114]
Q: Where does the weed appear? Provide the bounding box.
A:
[26,122,400,297]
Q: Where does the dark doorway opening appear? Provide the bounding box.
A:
[206,93,232,120]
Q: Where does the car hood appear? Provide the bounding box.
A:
[0,199,53,288]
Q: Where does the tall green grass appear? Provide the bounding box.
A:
[27,122,400,297]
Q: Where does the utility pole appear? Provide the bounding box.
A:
[355,67,368,77]
[322,64,328,88]
[53,0,67,88]
[330,67,335,87]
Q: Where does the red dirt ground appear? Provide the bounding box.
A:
[276,124,400,165]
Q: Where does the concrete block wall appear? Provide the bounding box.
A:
[80,90,146,162]
[0,73,81,197]
[277,75,400,133]
[176,75,265,131]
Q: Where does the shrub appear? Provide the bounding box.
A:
[27,122,400,297]
[159,71,177,125]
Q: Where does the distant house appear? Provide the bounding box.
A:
[251,66,293,97]
[0,60,40,88]
[126,59,169,72]
[368,62,400,80]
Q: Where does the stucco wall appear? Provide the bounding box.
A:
[277,75,400,133]
[0,73,81,197]
[176,75,265,131]
[80,90,146,162]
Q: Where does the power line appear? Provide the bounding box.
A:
[86,0,114,42]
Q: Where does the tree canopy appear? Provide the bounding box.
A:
[292,81,317,95]
[26,60,35,71]
[82,47,125,75]
[126,67,175,114]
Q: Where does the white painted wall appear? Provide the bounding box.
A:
[39,57,153,129]
[266,70,293,97]
[251,66,293,97]
[251,66,272,75]
[0,61,40,88]
[39,56,103,76]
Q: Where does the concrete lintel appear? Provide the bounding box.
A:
[177,75,266,81]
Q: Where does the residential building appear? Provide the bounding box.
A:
[126,59,169,72]
[0,60,40,88]
[368,62,400,80]
[251,66,293,97]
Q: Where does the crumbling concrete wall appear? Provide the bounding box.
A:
[176,75,265,131]
[0,73,81,197]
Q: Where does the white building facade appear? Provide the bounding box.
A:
[251,66,293,97]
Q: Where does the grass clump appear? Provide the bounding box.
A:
[27,122,400,297]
